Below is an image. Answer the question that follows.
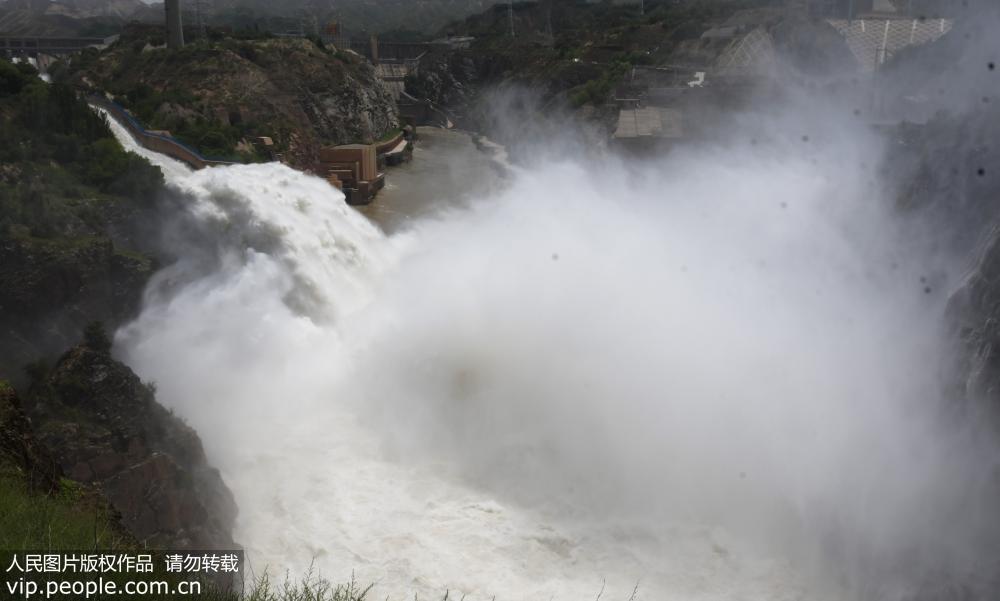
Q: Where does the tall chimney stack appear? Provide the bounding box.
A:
[166,0,184,49]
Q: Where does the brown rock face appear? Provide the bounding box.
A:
[26,343,237,549]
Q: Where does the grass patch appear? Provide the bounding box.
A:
[0,474,438,601]
[0,476,127,551]
[243,571,373,601]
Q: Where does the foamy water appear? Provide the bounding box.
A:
[104,108,998,601]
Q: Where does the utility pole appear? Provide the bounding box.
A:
[508,2,515,38]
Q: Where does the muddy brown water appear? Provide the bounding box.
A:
[358,127,509,233]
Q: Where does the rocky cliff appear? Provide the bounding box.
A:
[950,235,1000,422]
[24,334,237,549]
[880,9,1000,425]
[895,104,1000,421]
[65,28,400,169]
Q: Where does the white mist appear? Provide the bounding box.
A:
[105,99,998,601]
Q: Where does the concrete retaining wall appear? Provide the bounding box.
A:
[88,95,237,170]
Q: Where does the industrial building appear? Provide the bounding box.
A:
[319,145,386,205]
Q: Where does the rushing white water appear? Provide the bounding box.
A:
[105,105,997,601]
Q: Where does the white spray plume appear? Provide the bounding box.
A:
[104,24,1000,601]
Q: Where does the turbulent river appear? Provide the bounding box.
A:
[103,110,998,601]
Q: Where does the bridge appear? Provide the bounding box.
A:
[346,39,429,63]
[0,35,117,58]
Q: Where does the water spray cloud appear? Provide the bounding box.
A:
[106,15,1000,600]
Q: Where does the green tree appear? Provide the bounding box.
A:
[82,321,112,355]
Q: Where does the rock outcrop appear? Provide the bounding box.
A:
[25,337,237,549]
[948,232,1000,422]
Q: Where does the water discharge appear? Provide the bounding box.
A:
[104,106,998,601]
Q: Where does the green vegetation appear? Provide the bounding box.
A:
[66,33,374,162]
[114,80,269,162]
[569,61,630,107]
[0,58,164,244]
[0,474,383,600]
[0,477,371,599]
[377,127,404,143]
[82,321,113,355]
[0,476,127,550]
[0,57,163,384]
[0,62,162,197]
[0,473,380,600]
[243,573,374,601]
